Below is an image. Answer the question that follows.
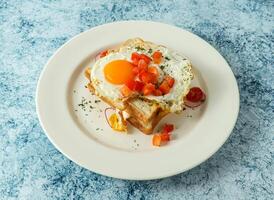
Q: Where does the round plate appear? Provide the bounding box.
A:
[36,21,239,180]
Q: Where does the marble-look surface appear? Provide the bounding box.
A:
[0,0,273,199]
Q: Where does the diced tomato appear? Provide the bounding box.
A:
[143,83,155,96]
[125,80,144,92]
[140,72,157,84]
[140,54,151,64]
[152,134,162,146]
[148,66,159,78]
[134,81,144,92]
[132,66,139,75]
[186,87,205,102]
[131,52,141,66]
[98,50,108,58]
[164,75,175,87]
[152,51,162,64]
[161,132,171,142]
[138,59,148,72]
[162,124,174,133]
[131,52,141,61]
[132,58,139,66]
[120,85,132,97]
[184,87,206,108]
[125,80,135,90]
[153,89,163,96]
[159,80,170,94]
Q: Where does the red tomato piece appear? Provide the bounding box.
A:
[165,75,175,87]
[132,58,139,66]
[159,80,170,94]
[162,124,174,133]
[120,85,132,97]
[131,52,141,66]
[138,59,148,72]
[152,51,162,64]
[148,66,159,78]
[153,89,163,96]
[186,87,205,102]
[99,50,108,58]
[140,72,157,84]
[132,66,139,75]
[125,80,135,90]
[125,80,144,92]
[161,132,170,142]
[143,83,155,96]
[131,52,141,61]
[140,54,152,64]
[152,134,162,146]
[134,81,144,92]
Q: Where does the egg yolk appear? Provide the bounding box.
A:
[104,60,134,84]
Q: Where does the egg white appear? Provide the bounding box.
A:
[90,45,193,112]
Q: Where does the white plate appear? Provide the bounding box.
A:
[36,21,239,180]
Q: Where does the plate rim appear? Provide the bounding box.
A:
[36,20,240,180]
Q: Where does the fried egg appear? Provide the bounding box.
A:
[90,39,193,112]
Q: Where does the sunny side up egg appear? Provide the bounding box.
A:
[90,44,193,112]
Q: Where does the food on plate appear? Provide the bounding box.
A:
[85,38,205,137]
[152,124,174,146]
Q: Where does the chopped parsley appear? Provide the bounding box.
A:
[135,46,145,51]
[78,97,96,112]
[96,128,99,131]
[160,65,165,70]
[95,100,101,103]
[148,48,152,54]
[165,56,170,61]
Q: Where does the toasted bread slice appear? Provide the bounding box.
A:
[85,69,168,134]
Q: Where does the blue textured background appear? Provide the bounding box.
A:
[0,0,273,199]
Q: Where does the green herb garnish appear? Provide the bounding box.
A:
[160,65,165,70]
[148,48,152,53]
[135,46,145,51]
[165,56,170,60]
